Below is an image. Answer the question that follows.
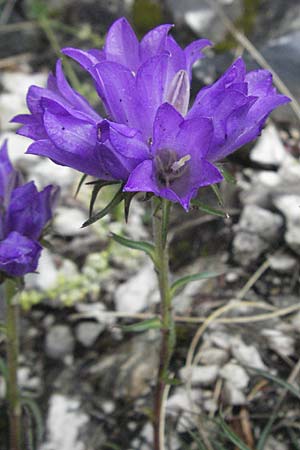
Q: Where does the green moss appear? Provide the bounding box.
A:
[132,0,164,37]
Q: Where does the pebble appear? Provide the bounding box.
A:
[230,337,267,370]
[53,207,88,236]
[45,325,75,360]
[114,263,157,313]
[261,329,295,357]
[220,362,249,389]
[75,321,105,347]
[180,365,219,387]
[40,394,88,450]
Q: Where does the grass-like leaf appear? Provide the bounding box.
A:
[82,186,124,227]
[219,166,237,184]
[170,271,222,297]
[247,367,300,400]
[191,199,228,218]
[217,417,252,450]
[122,317,161,332]
[211,184,224,206]
[89,181,121,217]
[111,232,156,263]
[74,174,87,198]
[21,396,44,444]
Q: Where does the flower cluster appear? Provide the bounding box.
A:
[13,17,290,210]
[0,141,57,277]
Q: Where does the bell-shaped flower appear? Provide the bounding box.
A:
[0,141,57,277]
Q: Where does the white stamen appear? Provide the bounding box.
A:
[171,154,191,172]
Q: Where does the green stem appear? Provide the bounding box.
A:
[5,279,22,450]
[152,198,175,450]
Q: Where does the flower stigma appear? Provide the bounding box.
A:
[155,148,191,187]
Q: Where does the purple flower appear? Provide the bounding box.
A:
[62,17,211,87]
[0,141,57,277]
[12,60,148,180]
[12,19,290,210]
[100,58,290,209]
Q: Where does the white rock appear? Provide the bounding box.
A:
[230,337,267,370]
[261,329,295,356]
[220,362,249,389]
[30,159,76,191]
[251,124,288,166]
[40,394,88,450]
[75,321,105,347]
[223,381,246,405]
[237,205,283,242]
[0,132,39,169]
[53,207,88,236]
[114,263,157,313]
[45,325,74,360]
[269,253,297,273]
[199,347,229,366]
[166,387,202,432]
[25,250,58,290]
[265,436,288,450]
[180,365,219,386]
[274,195,300,254]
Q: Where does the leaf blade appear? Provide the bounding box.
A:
[170,271,222,297]
[111,232,156,263]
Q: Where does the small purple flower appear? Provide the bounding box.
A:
[0,141,57,277]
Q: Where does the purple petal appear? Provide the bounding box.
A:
[177,117,213,159]
[152,103,183,151]
[0,231,41,277]
[0,140,13,198]
[62,47,103,72]
[136,54,169,136]
[93,61,138,125]
[104,17,139,72]
[124,160,159,195]
[5,182,51,240]
[12,114,47,140]
[184,39,212,74]
[54,60,100,121]
[140,24,173,62]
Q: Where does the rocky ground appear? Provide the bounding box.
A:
[0,1,300,449]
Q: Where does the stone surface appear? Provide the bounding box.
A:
[45,325,75,360]
[180,365,219,386]
[25,249,58,291]
[223,381,246,405]
[53,207,88,236]
[274,195,300,254]
[269,253,297,273]
[230,336,267,370]
[40,394,88,450]
[75,321,105,347]
[250,124,288,166]
[220,362,249,389]
[261,329,295,357]
[114,263,157,313]
[233,205,283,266]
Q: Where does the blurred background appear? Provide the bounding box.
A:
[0,1,300,449]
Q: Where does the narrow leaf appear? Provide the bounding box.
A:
[124,192,137,222]
[89,181,122,217]
[247,367,300,400]
[74,174,87,198]
[211,184,224,206]
[191,199,227,218]
[82,187,124,227]
[122,318,161,332]
[111,233,156,262]
[217,418,252,450]
[170,271,222,297]
[21,397,44,444]
[219,166,237,184]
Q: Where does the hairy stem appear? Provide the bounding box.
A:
[152,198,175,450]
[5,279,22,450]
